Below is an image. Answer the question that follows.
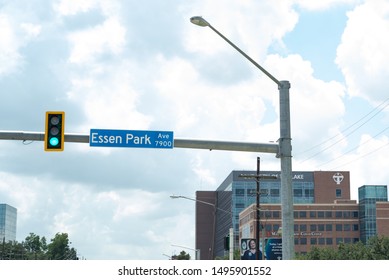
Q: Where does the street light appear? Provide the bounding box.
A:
[170,195,232,215]
[190,16,294,260]
[171,244,200,260]
[170,194,233,260]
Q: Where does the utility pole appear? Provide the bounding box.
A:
[256,157,260,260]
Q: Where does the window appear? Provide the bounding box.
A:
[235,189,245,196]
[272,211,280,218]
[343,211,350,218]
[326,224,332,231]
[300,238,307,245]
[310,224,317,231]
[352,224,359,231]
[336,189,342,198]
[310,211,316,218]
[336,224,343,231]
[318,224,325,231]
[335,211,342,218]
[336,238,343,245]
[247,189,256,196]
[325,211,332,218]
[299,211,307,218]
[326,238,333,245]
[300,224,307,231]
[270,189,279,197]
[318,238,325,245]
[310,238,317,245]
[317,211,324,218]
[293,189,302,197]
[344,224,351,231]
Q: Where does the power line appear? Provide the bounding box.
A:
[296,97,389,163]
[317,126,389,168]
[328,141,389,171]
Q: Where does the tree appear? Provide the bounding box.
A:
[296,236,389,260]
[46,232,77,260]
[365,236,389,259]
[24,233,47,259]
[1,232,78,260]
[1,240,25,260]
[172,250,190,260]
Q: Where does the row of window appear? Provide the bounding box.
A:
[253,210,360,219]
[262,223,359,232]
[234,188,315,198]
[294,210,359,219]
[295,237,359,246]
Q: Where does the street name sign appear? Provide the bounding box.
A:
[90,129,174,149]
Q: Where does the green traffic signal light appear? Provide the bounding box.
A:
[49,137,59,146]
[45,111,65,151]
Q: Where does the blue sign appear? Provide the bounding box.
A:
[90,129,174,149]
[265,238,282,260]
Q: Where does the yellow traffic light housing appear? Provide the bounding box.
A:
[44,111,65,151]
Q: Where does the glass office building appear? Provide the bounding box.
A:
[359,185,388,243]
[0,204,17,242]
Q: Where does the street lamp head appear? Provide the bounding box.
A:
[190,16,210,27]
[170,195,181,199]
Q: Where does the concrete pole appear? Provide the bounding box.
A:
[229,227,234,260]
[256,157,260,260]
[278,80,294,260]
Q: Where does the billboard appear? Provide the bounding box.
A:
[240,238,282,260]
[240,239,263,260]
[265,238,282,260]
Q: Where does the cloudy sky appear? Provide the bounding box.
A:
[1,0,388,260]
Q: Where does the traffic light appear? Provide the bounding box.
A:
[44,111,65,151]
[224,234,230,250]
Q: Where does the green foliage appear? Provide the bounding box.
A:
[172,250,190,260]
[0,232,78,260]
[24,233,47,259]
[296,236,389,260]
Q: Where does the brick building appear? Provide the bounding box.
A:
[195,170,389,259]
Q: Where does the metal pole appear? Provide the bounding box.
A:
[229,227,234,260]
[190,17,294,259]
[278,81,294,260]
[0,131,278,154]
[256,157,260,260]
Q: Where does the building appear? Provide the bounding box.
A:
[195,170,389,259]
[0,204,17,242]
[359,185,389,243]
[239,200,360,255]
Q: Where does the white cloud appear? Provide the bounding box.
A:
[336,0,389,103]
[53,0,99,16]
[20,23,41,38]
[185,0,298,60]
[68,17,126,64]
[295,0,361,11]
[0,14,23,75]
